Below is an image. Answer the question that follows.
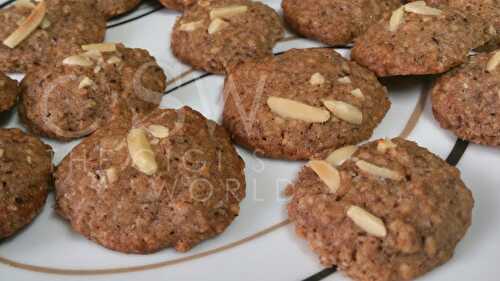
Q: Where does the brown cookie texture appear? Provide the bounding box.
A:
[96,0,142,18]
[171,0,284,74]
[351,3,493,76]
[159,0,198,11]
[0,0,107,73]
[0,72,19,112]
[286,138,473,281]
[432,51,500,146]
[54,107,246,254]
[223,48,391,161]
[0,128,53,239]
[408,0,500,51]
[404,0,448,5]
[282,0,401,46]
[18,43,167,141]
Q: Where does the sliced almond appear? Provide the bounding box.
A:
[147,125,169,139]
[15,0,35,9]
[377,139,397,153]
[63,55,94,67]
[310,73,326,86]
[406,0,426,6]
[78,76,94,89]
[486,51,500,72]
[356,160,403,180]
[179,20,204,32]
[107,56,122,64]
[127,128,158,176]
[347,205,387,238]
[404,2,442,16]
[322,100,363,125]
[326,145,358,166]
[210,5,248,20]
[389,6,405,32]
[3,0,47,48]
[267,96,330,123]
[82,43,117,52]
[81,49,102,60]
[350,88,365,99]
[208,18,229,34]
[307,160,340,193]
[337,76,351,84]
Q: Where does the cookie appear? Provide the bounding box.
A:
[286,138,473,281]
[0,72,19,112]
[171,0,284,74]
[282,0,401,46]
[0,0,106,73]
[432,51,500,146]
[0,128,53,239]
[55,106,246,253]
[159,0,198,11]
[96,0,142,18]
[407,0,500,51]
[19,43,166,141]
[351,2,493,76]
[223,48,391,160]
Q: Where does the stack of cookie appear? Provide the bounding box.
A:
[1,0,499,280]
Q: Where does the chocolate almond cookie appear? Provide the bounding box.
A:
[0,72,19,112]
[282,0,401,46]
[287,138,473,281]
[223,48,390,160]
[0,0,106,73]
[171,0,284,74]
[351,2,493,76]
[432,51,500,146]
[55,107,246,253]
[19,43,166,141]
[0,128,53,239]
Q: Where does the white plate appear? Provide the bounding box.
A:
[1,1,499,281]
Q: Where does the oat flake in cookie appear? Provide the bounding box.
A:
[54,107,246,253]
[432,51,500,146]
[0,128,53,239]
[0,72,19,112]
[351,2,493,77]
[223,48,390,160]
[0,0,106,73]
[171,0,284,74]
[282,0,400,46]
[19,43,166,141]
[286,138,474,281]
